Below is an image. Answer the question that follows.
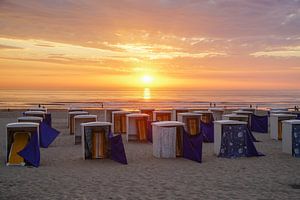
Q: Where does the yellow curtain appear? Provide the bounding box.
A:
[187,117,199,136]
[92,130,107,159]
[136,118,147,141]
[176,127,183,157]
[8,132,30,165]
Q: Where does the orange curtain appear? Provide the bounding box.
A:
[187,117,199,136]
[157,113,171,121]
[136,118,147,141]
[141,110,153,121]
[114,115,121,133]
[121,115,127,133]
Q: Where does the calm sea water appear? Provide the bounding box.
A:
[0,89,299,109]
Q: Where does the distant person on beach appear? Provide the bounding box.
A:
[214,103,216,107]
[250,104,252,108]
[38,104,41,108]
[210,102,212,107]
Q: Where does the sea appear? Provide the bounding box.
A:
[0,89,299,110]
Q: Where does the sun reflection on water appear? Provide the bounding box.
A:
[143,88,151,100]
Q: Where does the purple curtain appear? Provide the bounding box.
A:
[219,124,264,158]
[40,121,60,148]
[200,121,214,143]
[18,131,40,167]
[183,130,203,163]
[109,134,128,164]
[44,113,52,127]
[251,114,268,133]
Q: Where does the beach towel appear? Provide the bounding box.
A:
[219,124,264,158]
[200,121,214,143]
[8,132,30,165]
[251,114,268,133]
[183,130,203,163]
[40,121,60,148]
[18,130,40,167]
[292,125,300,158]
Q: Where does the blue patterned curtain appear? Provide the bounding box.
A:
[292,125,300,158]
[219,124,264,158]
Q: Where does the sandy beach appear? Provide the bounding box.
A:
[0,109,299,200]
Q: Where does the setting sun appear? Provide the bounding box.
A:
[141,75,154,85]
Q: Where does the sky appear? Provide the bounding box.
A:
[0,0,299,90]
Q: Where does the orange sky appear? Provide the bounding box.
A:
[0,0,299,90]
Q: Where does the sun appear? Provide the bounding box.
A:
[141,75,154,84]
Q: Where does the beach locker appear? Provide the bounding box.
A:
[153,110,172,122]
[270,114,296,140]
[140,108,155,122]
[68,111,89,134]
[28,107,47,112]
[104,108,122,123]
[193,111,214,123]
[172,108,189,121]
[126,113,149,142]
[177,112,202,136]
[18,116,43,124]
[282,120,300,157]
[74,115,97,144]
[112,111,137,134]
[81,122,112,159]
[213,120,247,156]
[208,108,225,121]
[24,111,46,119]
[152,121,185,158]
[223,114,248,123]
[6,122,39,166]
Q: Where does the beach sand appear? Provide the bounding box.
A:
[0,109,299,200]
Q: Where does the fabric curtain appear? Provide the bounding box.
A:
[109,134,128,164]
[176,127,183,157]
[114,115,121,133]
[40,121,60,148]
[219,124,264,158]
[200,121,214,143]
[186,117,199,136]
[251,114,268,133]
[157,113,171,121]
[136,118,147,141]
[292,125,300,157]
[183,129,203,163]
[18,130,40,167]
